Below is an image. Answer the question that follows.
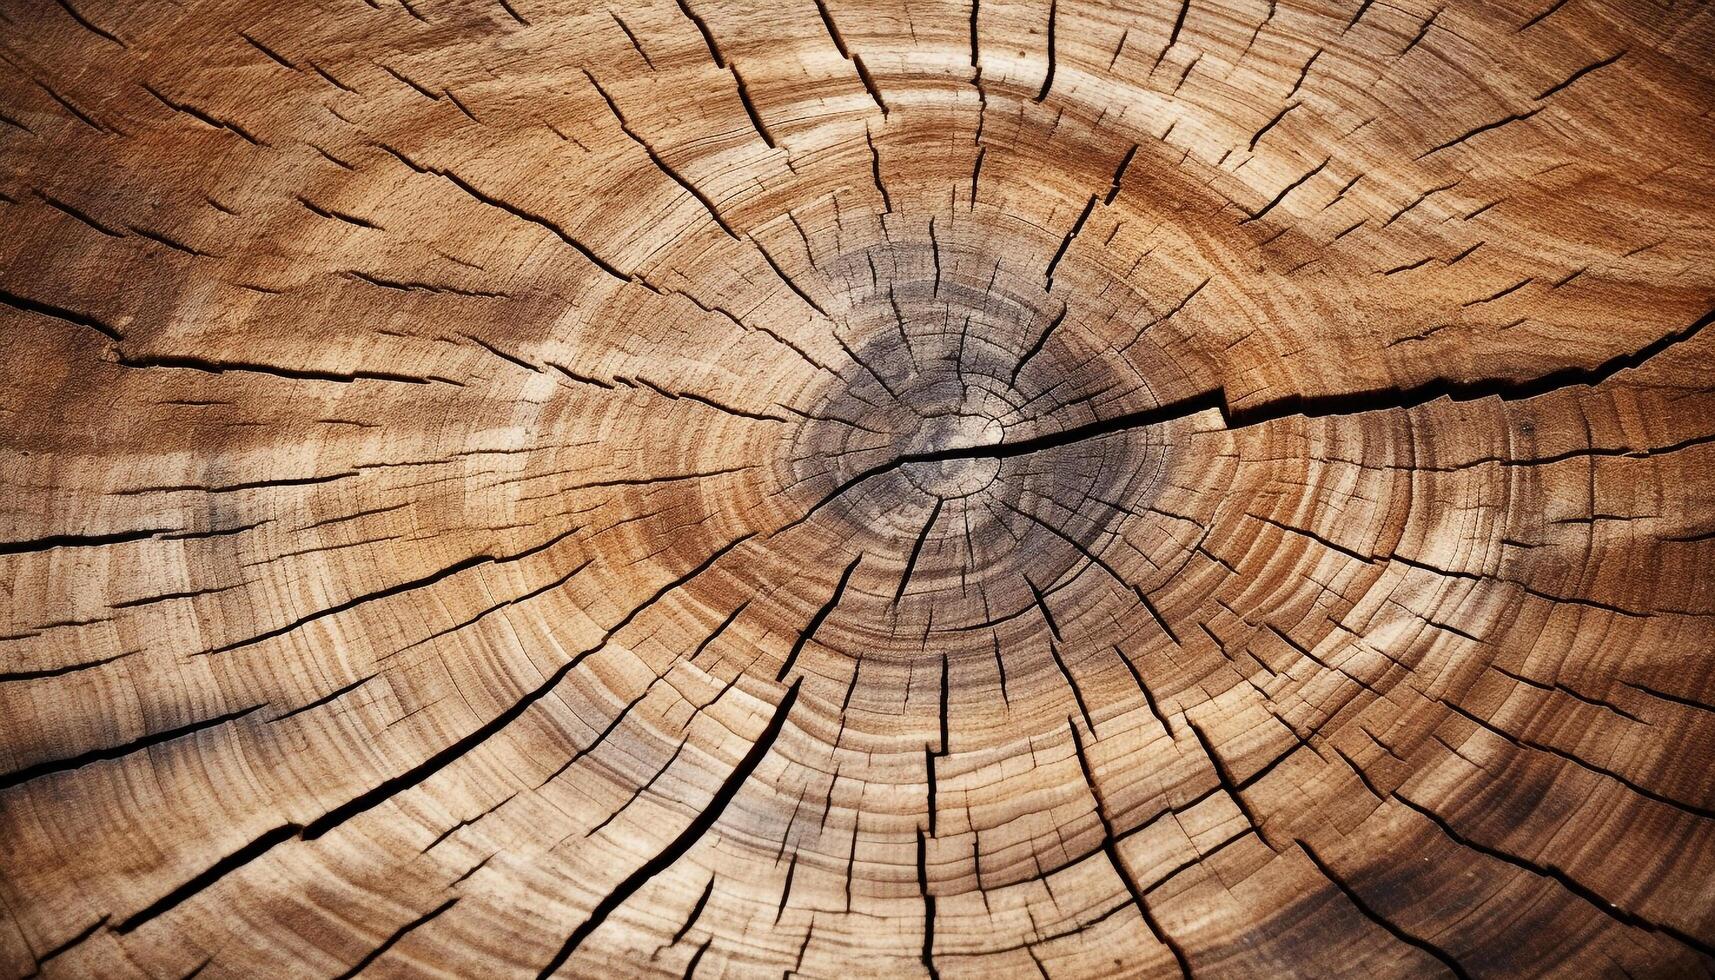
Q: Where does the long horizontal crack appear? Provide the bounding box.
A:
[0,704,264,790]
[116,352,464,387]
[201,526,580,655]
[0,287,123,341]
[803,304,1712,516]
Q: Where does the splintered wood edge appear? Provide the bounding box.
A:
[0,0,1712,976]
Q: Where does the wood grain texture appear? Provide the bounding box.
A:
[1,0,1712,975]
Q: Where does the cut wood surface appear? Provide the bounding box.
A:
[2,0,1713,975]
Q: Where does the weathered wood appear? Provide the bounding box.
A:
[1,0,1712,975]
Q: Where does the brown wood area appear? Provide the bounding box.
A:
[1,0,1713,975]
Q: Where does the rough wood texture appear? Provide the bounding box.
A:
[2,0,1713,975]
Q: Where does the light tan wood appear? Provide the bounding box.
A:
[1,0,1713,975]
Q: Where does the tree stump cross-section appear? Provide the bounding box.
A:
[1,0,1713,976]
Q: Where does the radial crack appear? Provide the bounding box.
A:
[535,679,802,976]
